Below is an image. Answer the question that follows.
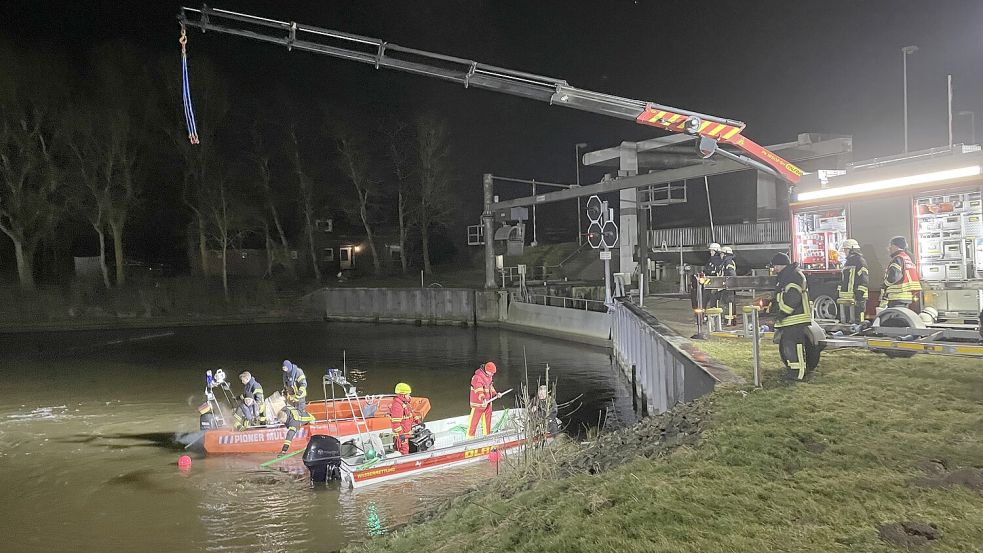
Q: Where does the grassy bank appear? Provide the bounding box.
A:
[347,340,983,553]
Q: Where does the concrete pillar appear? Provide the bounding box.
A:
[483,174,496,289]
[618,143,639,276]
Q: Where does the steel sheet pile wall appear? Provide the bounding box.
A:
[611,300,721,413]
[309,288,477,325]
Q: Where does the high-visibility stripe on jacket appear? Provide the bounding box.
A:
[469,368,496,408]
[389,394,417,434]
[283,365,308,401]
[721,255,737,277]
[242,377,267,422]
[883,250,921,303]
[775,264,812,328]
[838,251,869,302]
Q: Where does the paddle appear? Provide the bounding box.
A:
[259,448,303,468]
[479,388,513,408]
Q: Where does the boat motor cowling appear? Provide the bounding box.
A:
[303,435,342,483]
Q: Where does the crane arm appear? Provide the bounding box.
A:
[177,5,804,183]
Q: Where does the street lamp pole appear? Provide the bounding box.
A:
[902,45,918,153]
[959,111,976,144]
[575,143,587,245]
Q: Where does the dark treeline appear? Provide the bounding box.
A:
[0,41,462,297]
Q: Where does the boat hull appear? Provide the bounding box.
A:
[341,409,528,488]
[202,395,430,454]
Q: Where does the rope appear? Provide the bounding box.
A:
[180,27,200,145]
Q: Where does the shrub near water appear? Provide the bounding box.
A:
[347,342,983,553]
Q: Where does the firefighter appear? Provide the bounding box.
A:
[281,359,309,411]
[691,243,723,319]
[768,253,814,381]
[879,236,921,310]
[389,383,420,455]
[837,239,869,323]
[233,370,267,430]
[467,361,498,438]
[278,405,316,454]
[720,246,738,326]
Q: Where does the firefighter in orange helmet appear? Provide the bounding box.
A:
[467,361,498,438]
[390,382,419,455]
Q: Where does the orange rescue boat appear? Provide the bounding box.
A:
[203,395,431,454]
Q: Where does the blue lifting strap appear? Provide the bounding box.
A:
[180,27,200,145]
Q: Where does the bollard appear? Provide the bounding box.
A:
[751,306,761,387]
[693,280,707,340]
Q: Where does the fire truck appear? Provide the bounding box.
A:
[790,145,983,324]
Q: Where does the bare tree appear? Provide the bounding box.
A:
[250,126,292,277]
[66,111,112,289]
[287,125,322,282]
[0,101,63,291]
[414,115,457,276]
[202,171,254,301]
[88,44,146,287]
[381,118,411,275]
[337,131,382,274]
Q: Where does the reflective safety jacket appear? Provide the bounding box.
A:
[838,251,869,303]
[721,254,737,277]
[704,253,724,277]
[469,368,496,409]
[389,394,418,436]
[282,364,308,402]
[882,250,921,303]
[241,377,267,422]
[774,263,812,328]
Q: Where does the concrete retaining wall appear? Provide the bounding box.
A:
[306,287,479,325]
[504,300,611,344]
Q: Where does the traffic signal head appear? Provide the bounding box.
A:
[586,195,604,224]
[601,220,619,248]
[587,221,603,249]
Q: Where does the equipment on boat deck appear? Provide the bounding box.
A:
[303,435,343,484]
[408,424,435,454]
[200,368,235,429]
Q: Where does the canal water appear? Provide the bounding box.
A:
[0,322,633,553]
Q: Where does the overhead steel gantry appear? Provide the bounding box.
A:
[177,5,804,184]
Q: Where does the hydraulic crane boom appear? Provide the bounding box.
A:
[177,6,804,183]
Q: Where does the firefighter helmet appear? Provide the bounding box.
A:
[721,246,733,255]
[841,238,860,251]
[394,382,412,395]
[483,361,497,375]
[708,243,721,253]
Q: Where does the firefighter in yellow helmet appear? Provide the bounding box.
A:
[390,382,419,455]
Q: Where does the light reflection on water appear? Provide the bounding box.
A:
[0,322,632,552]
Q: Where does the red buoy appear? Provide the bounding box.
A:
[178,455,192,469]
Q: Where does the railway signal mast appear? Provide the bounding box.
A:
[586,195,619,304]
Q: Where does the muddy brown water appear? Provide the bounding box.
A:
[0,322,632,552]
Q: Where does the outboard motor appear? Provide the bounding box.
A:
[199,412,218,430]
[303,435,342,484]
[408,424,435,453]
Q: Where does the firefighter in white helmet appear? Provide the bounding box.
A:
[837,239,869,323]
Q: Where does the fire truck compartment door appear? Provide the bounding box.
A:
[846,195,914,281]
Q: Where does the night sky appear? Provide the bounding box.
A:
[3,0,983,255]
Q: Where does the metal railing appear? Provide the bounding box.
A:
[516,293,608,313]
[649,220,790,248]
[610,300,717,414]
